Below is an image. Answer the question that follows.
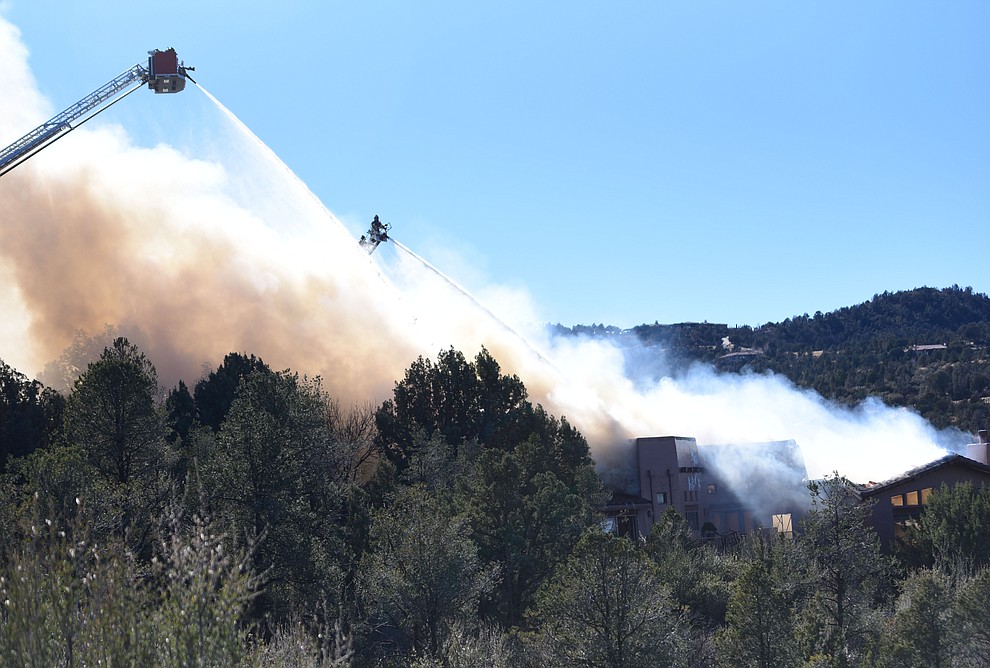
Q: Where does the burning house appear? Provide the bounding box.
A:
[856,429,990,548]
[603,430,990,550]
[603,435,810,543]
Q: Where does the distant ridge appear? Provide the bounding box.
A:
[554,286,990,434]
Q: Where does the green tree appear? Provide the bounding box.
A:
[63,338,169,549]
[193,352,272,432]
[526,529,688,668]
[198,370,357,625]
[400,429,478,494]
[0,359,63,471]
[917,481,990,575]
[359,486,495,662]
[64,337,164,488]
[645,507,734,631]
[0,443,90,555]
[458,427,605,628]
[374,347,526,470]
[798,473,892,667]
[716,558,799,668]
[37,325,120,394]
[953,568,990,667]
[375,349,602,629]
[164,380,198,487]
[165,380,196,446]
[880,568,956,668]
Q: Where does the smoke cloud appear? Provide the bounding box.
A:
[0,15,964,486]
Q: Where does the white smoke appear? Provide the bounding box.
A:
[524,331,959,483]
[0,13,964,486]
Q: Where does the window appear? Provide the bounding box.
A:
[921,487,934,504]
[772,513,793,537]
[707,483,717,495]
[906,490,920,506]
[685,511,700,531]
[890,494,904,507]
[656,492,667,505]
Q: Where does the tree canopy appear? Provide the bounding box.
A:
[2,337,990,667]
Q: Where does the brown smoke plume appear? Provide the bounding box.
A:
[0,20,422,403]
[0,149,425,403]
[0,21,552,411]
[0,14,962,485]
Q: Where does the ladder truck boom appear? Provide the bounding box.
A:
[0,48,194,178]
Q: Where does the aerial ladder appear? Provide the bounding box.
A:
[0,48,195,178]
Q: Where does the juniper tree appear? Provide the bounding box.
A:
[526,529,689,668]
[798,473,893,667]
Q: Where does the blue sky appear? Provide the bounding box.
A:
[5,1,989,329]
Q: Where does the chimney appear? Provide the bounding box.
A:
[966,429,989,465]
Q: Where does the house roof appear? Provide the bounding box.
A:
[856,453,990,499]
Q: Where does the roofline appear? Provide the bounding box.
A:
[856,454,990,498]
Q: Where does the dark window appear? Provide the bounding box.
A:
[618,515,639,541]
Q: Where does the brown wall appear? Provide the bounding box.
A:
[862,459,990,548]
[633,436,808,539]
[636,436,692,535]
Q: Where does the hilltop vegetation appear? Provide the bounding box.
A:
[2,286,990,665]
[556,286,990,433]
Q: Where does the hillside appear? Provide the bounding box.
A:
[554,286,990,433]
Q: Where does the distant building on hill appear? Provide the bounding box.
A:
[714,350,764,370]
[905,343,948,353]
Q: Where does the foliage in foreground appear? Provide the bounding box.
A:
[3,340,990,667]
[0,498,256,667]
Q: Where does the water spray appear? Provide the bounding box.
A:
[390,237,560,372]
[0,23,956,485]
[198,86,335,223]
